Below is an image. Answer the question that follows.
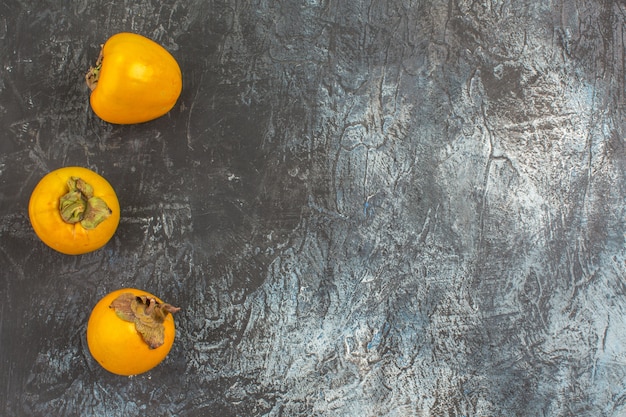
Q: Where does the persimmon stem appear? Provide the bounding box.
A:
[85,47,104,91]
[59,177,111,229]
[110,293,181,349]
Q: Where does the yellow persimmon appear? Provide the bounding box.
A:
[86,32,183,124]
[28,166,120,255]
[87,288,180,376]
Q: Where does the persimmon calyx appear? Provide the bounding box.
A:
[85,47,104,91]
[59,177,112,229]
[110,293,181,349]
[59,177,111,228]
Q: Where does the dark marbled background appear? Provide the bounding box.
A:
[1,1,625,416]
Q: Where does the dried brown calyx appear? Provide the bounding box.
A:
[110,293,181,349]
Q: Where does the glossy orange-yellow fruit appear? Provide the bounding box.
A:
[87,288,179,376]
[86,32,183,124]
[28,166,120,255]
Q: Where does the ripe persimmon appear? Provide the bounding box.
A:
[86,32,182,124]
[87,288,180,376]
[28,166,120,255]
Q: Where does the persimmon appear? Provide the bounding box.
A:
[86,32,183,124]
[87,288,180,376]
[28,166,120,255]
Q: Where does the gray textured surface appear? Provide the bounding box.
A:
[1,0,625,416]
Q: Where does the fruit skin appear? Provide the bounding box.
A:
[28,166,120,255]
[88,32,182,124]
[87,288,177,376]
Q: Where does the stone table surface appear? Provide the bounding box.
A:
[1,1,625,416]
